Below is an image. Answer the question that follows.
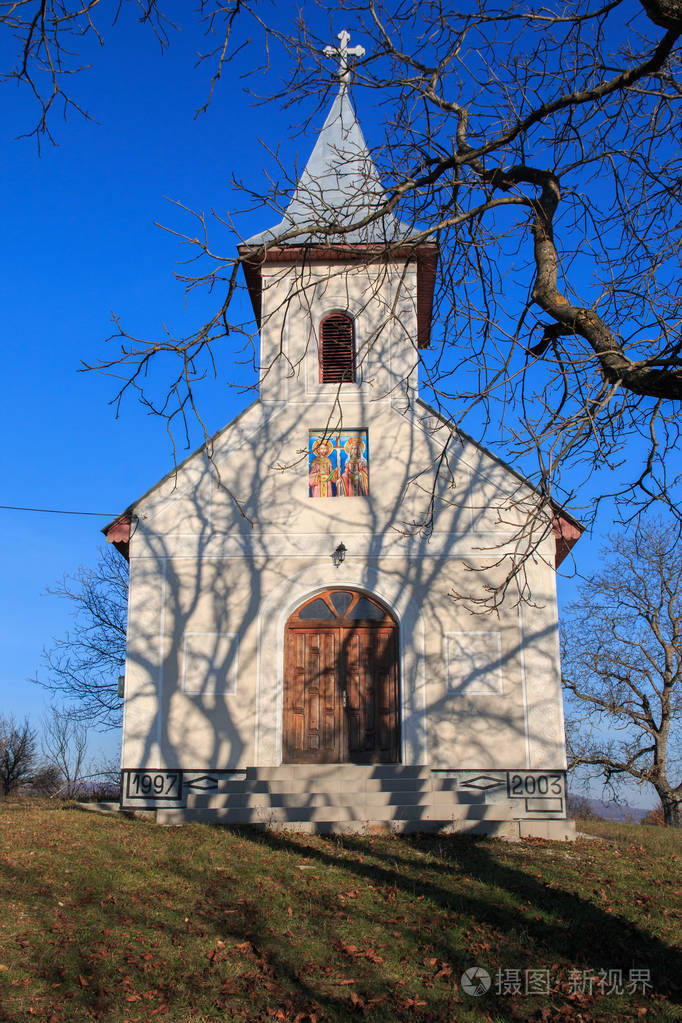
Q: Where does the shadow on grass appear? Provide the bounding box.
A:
[2,813,680,1023]
[243,826,682,1016]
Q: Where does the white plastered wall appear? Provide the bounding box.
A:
[120,534,565,772]
[258,261,419,406]
[119,257,567,775]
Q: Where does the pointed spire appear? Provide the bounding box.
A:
[243,35,417,248]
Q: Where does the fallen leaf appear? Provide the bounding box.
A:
[402,998,427,1009]
[349,991,365,1010]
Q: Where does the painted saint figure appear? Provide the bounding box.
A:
[339,435,369,497]
[309,437,340,497]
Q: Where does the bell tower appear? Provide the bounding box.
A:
[238,32,438,408]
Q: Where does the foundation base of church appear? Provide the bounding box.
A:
[156,812,575,842]
[120,765,574,841]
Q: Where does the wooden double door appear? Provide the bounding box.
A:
[284,589,400,764]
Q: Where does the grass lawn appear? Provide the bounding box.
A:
[0,803,680,1022]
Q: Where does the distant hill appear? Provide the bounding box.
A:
[568,793,652,823]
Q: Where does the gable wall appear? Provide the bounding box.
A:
[120,387,565,775]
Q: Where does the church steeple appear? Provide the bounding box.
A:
[243,62,417,247]
[245,93,412,247]
[239,33,438,360]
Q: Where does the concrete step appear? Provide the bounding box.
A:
[157,804,522,831]
[186,789,429,810]
[164,801,519,825]
[246,765,429,782]
[254,776,430,794]
[151,765,570,839]
[184,787,499,811]
[199,777,432,797]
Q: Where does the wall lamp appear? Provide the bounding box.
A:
[332,542,347,568]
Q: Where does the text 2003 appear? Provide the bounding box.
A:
[509,773,562,797]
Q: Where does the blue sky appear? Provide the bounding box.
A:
[0,8,639,796]
[0,9,269,748]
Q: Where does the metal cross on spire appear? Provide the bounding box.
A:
[323,30,365,85]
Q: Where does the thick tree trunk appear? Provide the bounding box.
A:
[659,791,682,828]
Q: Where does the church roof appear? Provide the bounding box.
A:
[243,84,418,248]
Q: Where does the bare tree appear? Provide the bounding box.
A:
[562,519,682,827]
[41,706,89,798]
[3,3,682,548]
[29,763,64,797]
[0,716,38,796]
[34,546,128,729]
[87,752,122,800]
[566,793,602,821]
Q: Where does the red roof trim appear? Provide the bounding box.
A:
[553,512,582,567]
[239,242,438,264]
[417,250,438,349]
[104,513,132,562]
[239,242,439,349]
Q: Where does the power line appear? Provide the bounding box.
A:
[0,504,117,518]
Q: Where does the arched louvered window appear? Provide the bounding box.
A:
[319,312,356,384]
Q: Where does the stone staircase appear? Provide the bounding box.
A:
[154,765,574,839]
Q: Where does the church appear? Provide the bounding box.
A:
[106,34,580,839]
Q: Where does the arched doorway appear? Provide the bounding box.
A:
[283,589,400,764]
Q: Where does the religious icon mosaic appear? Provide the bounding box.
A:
[308,430,369,498]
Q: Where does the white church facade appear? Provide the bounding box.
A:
[106,48,580,839]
